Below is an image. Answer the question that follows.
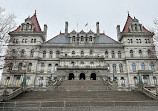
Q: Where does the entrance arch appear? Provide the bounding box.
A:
[90,73,96,80]
[80,73,85,80]
[69,73,74,80]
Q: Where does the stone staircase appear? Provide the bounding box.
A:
[0,80,156,111]
[59,80,109,91]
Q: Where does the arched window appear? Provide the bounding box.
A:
[105,51,108,58]
[49,51,53,58]
[41,63,45,72]
[111,51,115,58]
[89,36,92,42]
[26,76,30,85]
[143,76,148,84]
[56,51,60,58]
[13,39,16,43]
[112,64,116,72]
[21,49,25,57]
[150,63,155,71]
[55,63,58,71]
[34,39,36,43]
[26,23,30,30]
[141,62,145,70]
[153,76,157,85]
[31,39,34,43]
[6,77,10,86]
[90,50,93,56]
[119,64,123,72]
[130,50,133,57]
[139,50,142,57]
[18,63,22,70]
[25,39,27,43]
[121,77,125,86]
[132,62,136,72]
[134,77,138,85]
[80,61,84,67]
[8,63,13,70]
[16,39,18,43]
[39,77,43,87]
[30,49,34,57]
[107,63,110,72]
[48,64,52,72]
[71,61,75,67]
[147,49,151,57]
[135,24,138,31]
[81,36,84,42]
[28,63,32,72]
[118,51,121,58]
[43,50,46,58]
[22,39,25,43]
[90,61,94,67]
[81,51,84,57]
[72,51,75,56]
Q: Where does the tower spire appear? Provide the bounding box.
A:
[34,10,37,15]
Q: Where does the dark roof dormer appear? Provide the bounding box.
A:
[20,17,35,32]
[122,14,151,33]
[12,11,42,33]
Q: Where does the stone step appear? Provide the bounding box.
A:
[10,90,152,102]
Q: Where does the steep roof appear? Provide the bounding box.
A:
[123,14,151,33]
[13,11,42,32]
[45,33,120,44]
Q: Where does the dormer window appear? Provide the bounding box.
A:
[81,36,84,41]
[26,23,30,30]
[135,24,138,31]
[89,36,92,41]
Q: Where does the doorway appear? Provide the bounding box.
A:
[90,73,96,80]
[69,73,74,80]
[80,73,85,80]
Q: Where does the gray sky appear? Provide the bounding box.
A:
[1,0,158,41]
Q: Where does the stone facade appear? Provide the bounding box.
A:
[1,12,158,89]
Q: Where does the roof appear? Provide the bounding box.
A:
[123,14,151,33]
[12,11,42,32]
[45,33,120,44]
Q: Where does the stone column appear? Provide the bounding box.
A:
[9,75,14,86]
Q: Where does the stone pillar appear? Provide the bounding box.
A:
[149,75,153,86]
[9,75,14,86]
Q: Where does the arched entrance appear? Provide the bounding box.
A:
[90,73,96,80]
[69,73,74,80]
[80,73,85,80]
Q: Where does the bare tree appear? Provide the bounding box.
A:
[152,18,158,57]
[0,7,16,43]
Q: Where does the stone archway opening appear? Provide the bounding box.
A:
[90,73,96,80]
[69,73,74,80]
[80,73,85,80]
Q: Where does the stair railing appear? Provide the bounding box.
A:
[141,86,157,100]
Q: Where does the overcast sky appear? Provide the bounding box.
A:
[1,0,158,41]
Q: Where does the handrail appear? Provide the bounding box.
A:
[142,87,157,100]
[7,88,22,100]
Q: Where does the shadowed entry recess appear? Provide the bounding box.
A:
[80,73,85,80]
[69,73,74,80]
[90,73,96,80]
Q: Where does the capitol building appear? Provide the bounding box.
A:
[1,12,158,89]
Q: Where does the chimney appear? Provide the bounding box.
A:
[96,22,100,36]
[65,21,68,36]
[116,25,120,40]
[43,24,47,41]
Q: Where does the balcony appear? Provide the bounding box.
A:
[57,65,108,70]
[59,55,105,59]
[7,70,26,74]
[138,70,153,74]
